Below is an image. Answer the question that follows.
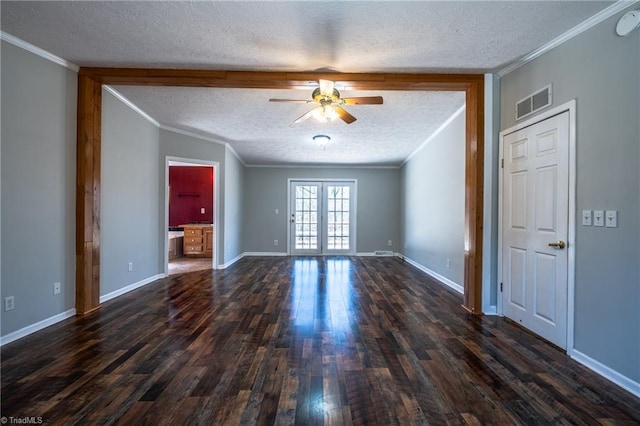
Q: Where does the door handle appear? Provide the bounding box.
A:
[548,240,566,249]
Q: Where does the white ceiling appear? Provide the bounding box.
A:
[1,1,616,166]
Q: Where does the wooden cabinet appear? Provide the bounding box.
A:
[204,227,213,256]
[168,232,184,260]
[180,224,213,258]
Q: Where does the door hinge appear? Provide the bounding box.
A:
[501,158,504,168]
[500,282,503,292]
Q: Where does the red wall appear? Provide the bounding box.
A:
[169,166,214,226]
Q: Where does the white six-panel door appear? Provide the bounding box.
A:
[502,111,569,349]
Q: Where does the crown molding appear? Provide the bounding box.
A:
[159,125,246,164]
[245,163,400,169]
[103,86,160,127]
[497,1,638,77]
[1,31,79,72]
[402,104,466,167]
[159,124,228,146]
[225,143,247,166]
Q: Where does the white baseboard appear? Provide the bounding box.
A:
[570,349,640,398]
[100,274,165,304]
[218,252,246,269]
[401,255,464,294]
[0,308,76,346]
[243,252,288,257]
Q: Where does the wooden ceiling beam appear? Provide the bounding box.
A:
[78,68,481,91]
[75,68,484,316]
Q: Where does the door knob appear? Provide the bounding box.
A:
[548,240,566,249]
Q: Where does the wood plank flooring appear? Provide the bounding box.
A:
[2,256,639,425]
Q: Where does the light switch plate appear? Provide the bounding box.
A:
[593,210,604,227]
[581,210,592,226]
[605,210,618,227]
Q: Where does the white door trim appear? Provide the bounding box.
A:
[287,178,358,256]
[164,156,219,274]
[498,99,576,355]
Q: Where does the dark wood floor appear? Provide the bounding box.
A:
[2,257,639,425]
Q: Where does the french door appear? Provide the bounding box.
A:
[289,181,356,255]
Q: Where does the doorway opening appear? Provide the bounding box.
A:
[75,71,484,315]
[165,157,219,275]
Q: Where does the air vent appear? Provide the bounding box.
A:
[374,250,394,257]
[516,84,552,121]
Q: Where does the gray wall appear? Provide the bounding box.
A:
[101,89,161,295]
[158,129,232,267]
[0,42,246,338]
[243,167,401,254]
[224,149,245,263]
[1,41,77,335]
[500,6,639,382]
[400,110,466,286]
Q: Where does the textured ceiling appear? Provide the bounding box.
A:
[113,86,466,166]
[1,1,616,165]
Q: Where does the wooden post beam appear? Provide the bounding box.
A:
[463,81,485,314]
[74,68,484,315]
[76,75,102,314]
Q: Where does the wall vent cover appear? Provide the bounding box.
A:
[516,84,552,121]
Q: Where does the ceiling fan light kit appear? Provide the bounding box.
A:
[269,79,383,124]
[312,105,339,123]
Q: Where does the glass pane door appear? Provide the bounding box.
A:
[323,183,354,254]
[290,181,356,255]
[290,182,322,255]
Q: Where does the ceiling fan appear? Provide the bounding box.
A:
[269,79,383,124]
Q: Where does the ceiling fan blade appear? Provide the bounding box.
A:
[294,107,320,123]
[269,98,314,103]
[334,106,357,124]
[319,79,335,97]
[341,96,384,105]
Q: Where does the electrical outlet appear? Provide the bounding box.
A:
[201,207,205,214]
[5,296,15,311]
[388,240,392,247]
[446,259,451,268]
[274,239,278,246]
[54,282,61,295]
[275,209,279,215]
[128,262,133,272]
